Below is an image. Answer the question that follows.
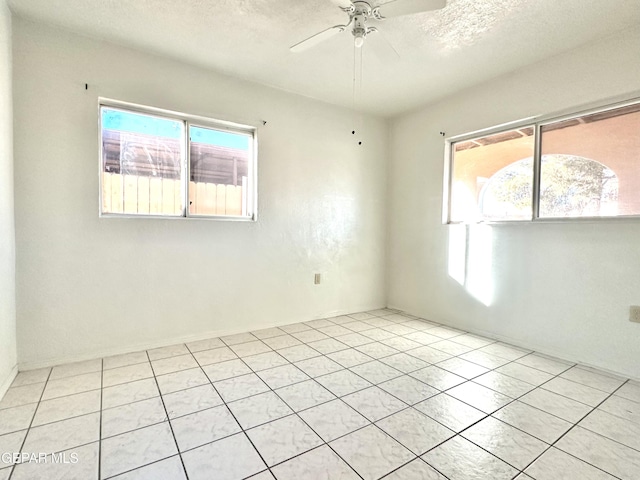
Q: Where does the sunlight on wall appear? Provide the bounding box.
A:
[467,224,493,306]
[447,224,467,285]
[447,224,494,306]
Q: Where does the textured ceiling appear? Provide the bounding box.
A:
[8,0,640,117]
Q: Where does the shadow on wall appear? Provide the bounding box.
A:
[447,224,494,306]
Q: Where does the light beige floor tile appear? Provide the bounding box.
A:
[110,455,187,480]
[49,359,102,380]
[162,384,223,419]
[422,436,518,480]
[330,425,414,480]
[33,390,101,427]
[0,403,37,435]
[525,447,616,480]
[227,392,293,430]
[247,415,323,466]
[102,397,167,438]
[414,393,486,432]
[10,368,51,388]
[275,380,336,412]
[492,400,571,443]
[103,364,153,388]
[23,412,99,453]
[342,386,407,422]
[11,442,98,480]
[102,378,159,409]
[182,433,265,480]
[299,399,369,442]
[376,408,454,455]
[103,351,149,371]
[556,427,640,479]
[0,383,46,409]
[171,405,241,452]
[156,368,208,395]
[271,445,360,480]
[461,416,548,470]
[101,422,177,479]
[186,337,225,353]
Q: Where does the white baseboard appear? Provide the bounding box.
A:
[0,364,18,401]
[18,304,386,372]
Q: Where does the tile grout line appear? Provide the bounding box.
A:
[100,454,184,480]
[144,350,191,480]
[98,359,104,480]
[7,367,53,480]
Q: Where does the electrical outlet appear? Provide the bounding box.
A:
[630,306,640,323]
[314,273,321,285]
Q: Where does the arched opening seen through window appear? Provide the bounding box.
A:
[480,155,618,219]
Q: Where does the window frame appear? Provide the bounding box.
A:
[444,96,640,224]
[99,98,258,221]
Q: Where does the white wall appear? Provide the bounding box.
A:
[0,0,17,396]
[13,19,388,369]
[388,26,640,379]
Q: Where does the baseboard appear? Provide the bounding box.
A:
[0,364,18,401]
[18,304,386,372]
[388,304,640,383]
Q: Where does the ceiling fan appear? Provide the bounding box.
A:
[290,0,447,52]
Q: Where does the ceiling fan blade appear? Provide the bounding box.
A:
[328,0,353,9]
[367,29,401,62]
[376,0,447,18]
[290,25,347,53]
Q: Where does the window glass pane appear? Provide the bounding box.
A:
[101,107,184,215]
[540,103,640,217]
[188,125,252,217]
[450,127,534,222]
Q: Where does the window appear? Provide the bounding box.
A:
[450,128,534,222]
[447,99,640,223]
[100,102,256,219]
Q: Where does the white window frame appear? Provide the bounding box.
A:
[444,96,640,224]
[99,98,257,221]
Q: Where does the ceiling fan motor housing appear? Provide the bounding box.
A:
[351,1,374,47]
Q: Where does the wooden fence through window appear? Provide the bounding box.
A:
[102,173,245,216]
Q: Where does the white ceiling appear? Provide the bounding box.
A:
[8,0,640,117]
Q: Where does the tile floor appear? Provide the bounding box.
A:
[0,309,639,479]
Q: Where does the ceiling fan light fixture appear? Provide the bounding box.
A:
[354,33,365,48]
